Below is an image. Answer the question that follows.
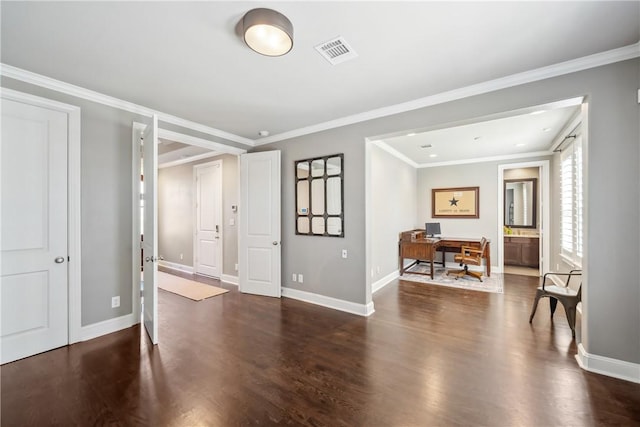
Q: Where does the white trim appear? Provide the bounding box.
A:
[372,270,399,294]
[254,43,639,145]
[576,343,640,384]
[79,314,136,342]
[159,151,222,169]
[221,274,239,286]
[3,42,638,148]
[282,287,375,317]
[158,129,247,155]
[1,88,84,345]
[0,63,254,147]
[370,141,419,168]
[157,260,194,274]
[418,151,552,169]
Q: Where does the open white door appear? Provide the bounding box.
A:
[141,115,158,344]
[239,151,281,297]
[1,96,69,363]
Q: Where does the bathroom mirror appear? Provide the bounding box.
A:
[504,178,537,228]
[295,154,344,237]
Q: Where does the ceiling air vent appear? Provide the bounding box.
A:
[315,36,358,65]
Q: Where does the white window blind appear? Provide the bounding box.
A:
[560,134,583,266]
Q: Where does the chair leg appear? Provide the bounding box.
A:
[549,297,558,317]
[529,291,544,323]
[559,299,578,338]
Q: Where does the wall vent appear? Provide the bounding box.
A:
[315,36,358,65]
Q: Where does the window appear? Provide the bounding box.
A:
[560,133,583,266]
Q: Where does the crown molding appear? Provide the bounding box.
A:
[417,151,553,168]
[256,42,640,145]
[369,140,419,168]
[2,42,637,149]
[0,63,255,147]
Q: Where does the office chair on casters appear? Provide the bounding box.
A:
[529,269,582,337]
[447,237,487,282]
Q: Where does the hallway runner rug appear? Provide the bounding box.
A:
[400,264,503,294]
[157,271,229,301]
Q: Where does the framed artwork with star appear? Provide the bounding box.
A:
[432,187,479,218]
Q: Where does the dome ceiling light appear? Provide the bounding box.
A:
[242,8,293,57]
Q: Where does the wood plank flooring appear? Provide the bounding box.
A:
[2,271,639,426]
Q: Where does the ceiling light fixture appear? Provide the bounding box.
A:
[429,154,438,158]
[242,8,293,57]
[515,143,526,147]
[407,132,416,137]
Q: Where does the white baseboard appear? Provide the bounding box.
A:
[372,270,399,294]
[79,313,137,342]
[158,260,194,274]
[221,274,238,286]
[576,343,640,384]
[282,287,375,317]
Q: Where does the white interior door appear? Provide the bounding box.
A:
[239,151,281,297]
[195,161,222,278]
[142,115,158,344]
[1,97,68,363]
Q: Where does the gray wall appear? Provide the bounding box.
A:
[258,58,640,365]
[253,128,367,305]
[3,57,638,366]
[417,157,549,266]
[371,144,417,282]
[158,154,239,276]
[1,77,143,326]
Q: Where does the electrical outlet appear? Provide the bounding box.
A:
[298,274,303,283]
[111,296,120,308]
[292,273,297,282]
[342,249,348,259]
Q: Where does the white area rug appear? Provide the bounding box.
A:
[400,264,503,294]
[158,271,229,301]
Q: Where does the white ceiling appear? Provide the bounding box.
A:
[2,2,639,157]
[377,98,582,167]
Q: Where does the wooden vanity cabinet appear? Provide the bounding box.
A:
[504,236,539,267]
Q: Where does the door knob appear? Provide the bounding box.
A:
[145,256,152,262]
[272,241,278,246]
[54,256,65,264]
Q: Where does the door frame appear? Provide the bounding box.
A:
[132,126,245,318]
[193,159,223,278]
[497,160,550,276]
[1,88,82,344]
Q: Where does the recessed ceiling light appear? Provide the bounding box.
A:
[543,127,552,132]
[258,130,270,137]
[530,110,546,115]
[407,132,416,137]
[515,143,526,147]
[420,144,432,149]
[429,154,438,158]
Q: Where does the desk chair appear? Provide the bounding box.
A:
[447,237,487,282]
[529,270,582,337]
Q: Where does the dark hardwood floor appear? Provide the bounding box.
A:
[2,270,639,426]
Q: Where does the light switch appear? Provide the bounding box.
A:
[230,218,235,226]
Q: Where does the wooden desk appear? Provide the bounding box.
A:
[398,230,491,279]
